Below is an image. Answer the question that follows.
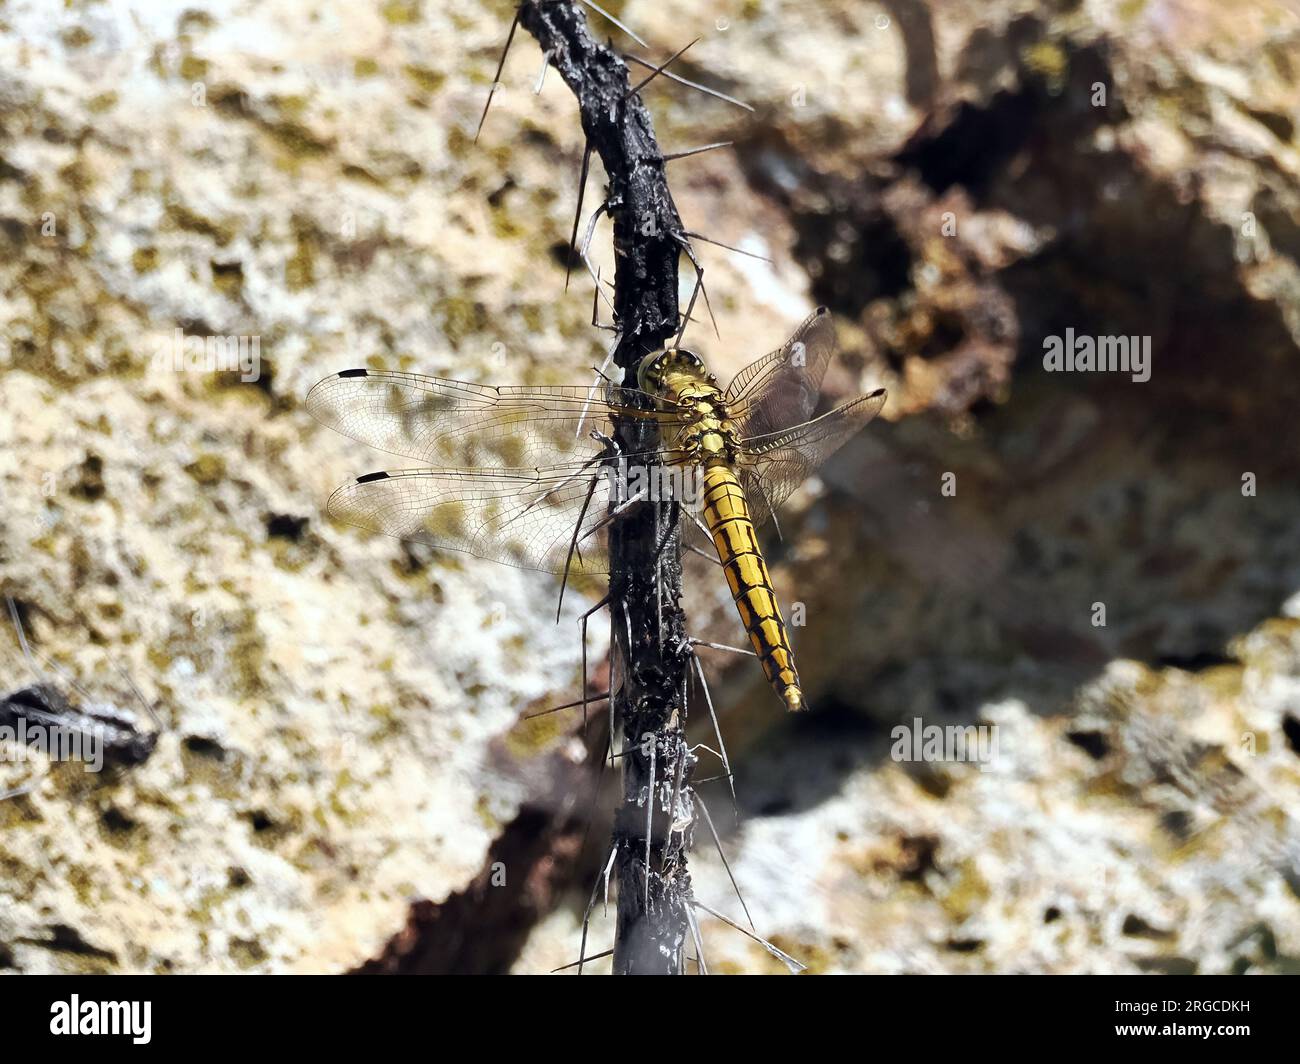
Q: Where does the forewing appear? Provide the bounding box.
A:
[326,462,620,575]
[737,389,887,527]
[724,307,839,438]
[306,369,680,469]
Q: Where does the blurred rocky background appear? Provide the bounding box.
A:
[1,0,1298,974]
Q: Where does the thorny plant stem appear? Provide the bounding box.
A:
[519,1,696,974]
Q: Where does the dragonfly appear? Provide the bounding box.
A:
[306,307,886,712]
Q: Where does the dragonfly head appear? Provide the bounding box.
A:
[638,348,708,395]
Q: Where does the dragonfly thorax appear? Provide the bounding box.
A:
[675,391,739,465]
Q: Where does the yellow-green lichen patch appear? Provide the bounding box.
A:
[403,65,445,95]
[179,54,209,81]
[61,25,94,49]
[500,700,573,760]
[184,452,227,486]
[178,10,216,34]
[87,91,118,114]
[210,258,244,298]
[474,792,503,833]
[230,620,271,700]
[436,296,488,346]
[132,246,159,274]
[228,937,268,970]
[1022,40,1069,94]
[164,200,236,246]
[445,125,472,161]
[381,0,421,25]
[941,858,992,921]
[285,218,320,291]
[267,120,331,164]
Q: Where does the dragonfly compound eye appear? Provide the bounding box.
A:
[637,350,673,392]
[639,348,710,393]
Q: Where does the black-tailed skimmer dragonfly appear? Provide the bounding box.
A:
[307,307,886,711]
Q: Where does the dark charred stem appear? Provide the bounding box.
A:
[519,0,695,975]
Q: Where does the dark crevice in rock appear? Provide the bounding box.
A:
[1123,913,1176,940]
[182,735,225,759]
[1282,714,1300,757]
[351,805,591,976]
[1155,652,1238,673]
[1067,730,1110,760]
[734,137,912,318]
[265,513,309,541]
[353,714,610,975]
[904,36,1123,200]
[19,924,117,963]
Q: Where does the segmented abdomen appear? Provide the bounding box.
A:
[700,463,804,711]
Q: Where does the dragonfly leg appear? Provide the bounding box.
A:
[578,488,647,545]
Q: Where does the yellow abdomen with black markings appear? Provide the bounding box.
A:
[642,349,805,712]
[700,462,803,712]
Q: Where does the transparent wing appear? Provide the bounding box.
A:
[736,389,887,527]
[306,369,686,469]
[725,306,839,438]
[326,462,622,575]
